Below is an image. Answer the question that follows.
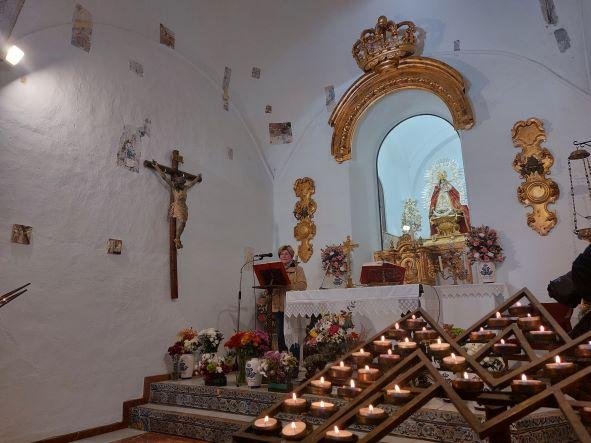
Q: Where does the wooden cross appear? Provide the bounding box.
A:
[342,235,359,288]
[144,149,202,299]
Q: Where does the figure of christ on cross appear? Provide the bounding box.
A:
[144,150,202,299]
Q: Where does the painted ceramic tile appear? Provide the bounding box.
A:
[265,105,272,114]
[130,60,144,77]
[269,122,293,144]
[325,85,335,111]
[11,224,31,245]
[251,67,261,79]
[160,23,175,49]
[71,3,93,52]
[222,66,231,111]
[107,238,122,254]
[116,118,151,172]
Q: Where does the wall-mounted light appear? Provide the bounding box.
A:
[5,45,24,66]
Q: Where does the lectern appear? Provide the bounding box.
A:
[253,262,290,339]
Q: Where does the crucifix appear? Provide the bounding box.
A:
[144,149,202,299]
[342,235,359,288]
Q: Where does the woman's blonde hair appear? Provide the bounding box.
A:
[277,245,295,258]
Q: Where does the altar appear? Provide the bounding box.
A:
[284,283,507,350]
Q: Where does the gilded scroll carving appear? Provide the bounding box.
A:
[329,16,474,163]
[511,118,559,236]
[293,177,316,262]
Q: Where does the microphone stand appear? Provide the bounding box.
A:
[237,257,261,333]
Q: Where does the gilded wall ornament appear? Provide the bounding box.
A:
[329,15,474,163]
[293,177,317,262]
[511,118,559,236]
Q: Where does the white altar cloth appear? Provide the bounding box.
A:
[433,283,508,328]
[284,284,437,347]
[284,283,508,348]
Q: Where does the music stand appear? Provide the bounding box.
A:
[253,262,290,341]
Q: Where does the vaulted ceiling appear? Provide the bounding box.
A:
[8,0,591,179]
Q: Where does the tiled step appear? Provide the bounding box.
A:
[143,379,578,443]
[148,378,281,416]
[130,403,250,443]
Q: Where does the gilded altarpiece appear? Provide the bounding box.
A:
[329,15,476,284]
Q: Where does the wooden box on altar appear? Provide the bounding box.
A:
[360,262,405,286]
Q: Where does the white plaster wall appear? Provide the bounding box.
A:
[0,9,272,443]
[274,49,591,298]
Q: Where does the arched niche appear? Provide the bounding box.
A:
[329,57,474,163]
[348,90,461,266]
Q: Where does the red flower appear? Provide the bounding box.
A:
[328,324,340,335]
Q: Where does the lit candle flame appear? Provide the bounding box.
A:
[320,376,325,384]
[404,337,409,343]
[496,311,501,318]
[387,349,392,355]
[479,327,484,332]
[291,422,296,430]
[340,361,344,367]
[364,365,369,370]
[540,325,545,332]
[516,301,521,307]
[394,384,400,392]
[500,339,505,344]
[588,341,591,346]
[412,314,416,320]
[451,353,456,362]
[395,322,400,329]
[555,355,561,364]
[527,313,531,318]
[264,416,269,423]
[320,400,325,408]
[350,379,355,388]
[463,372,469,379]
[292,393,297,401]
[369,404,374,413]
[437,337,442,344]
[334,426,339,434]
[422,327,426,331]
[381,335,385,341]
[521,374,527,381]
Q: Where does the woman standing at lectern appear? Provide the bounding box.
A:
[272,245,307,351]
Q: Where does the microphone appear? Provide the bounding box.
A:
[254,252,273,259]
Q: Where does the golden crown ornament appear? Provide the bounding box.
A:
[352,15,417,72]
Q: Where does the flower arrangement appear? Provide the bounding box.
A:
[321,244,348,285]
[197,353,233,377]
[466,225,505,264]
[167,342,184,358]
[259,351,298,383]
[224,330,270,359]
[305,309,356,348]
[197,328,224,353]
[167,327,199,356]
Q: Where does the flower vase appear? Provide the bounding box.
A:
[179,354,195,379]
[476,261,496,283]
[236,356,247,386]
[268,377,292,393]
[204,373,227,386]
[245,358,262,388]
[171,355,181,380]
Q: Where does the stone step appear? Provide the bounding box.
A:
[130,403,250,443]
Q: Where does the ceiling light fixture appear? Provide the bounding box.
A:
[5,45,24,66]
